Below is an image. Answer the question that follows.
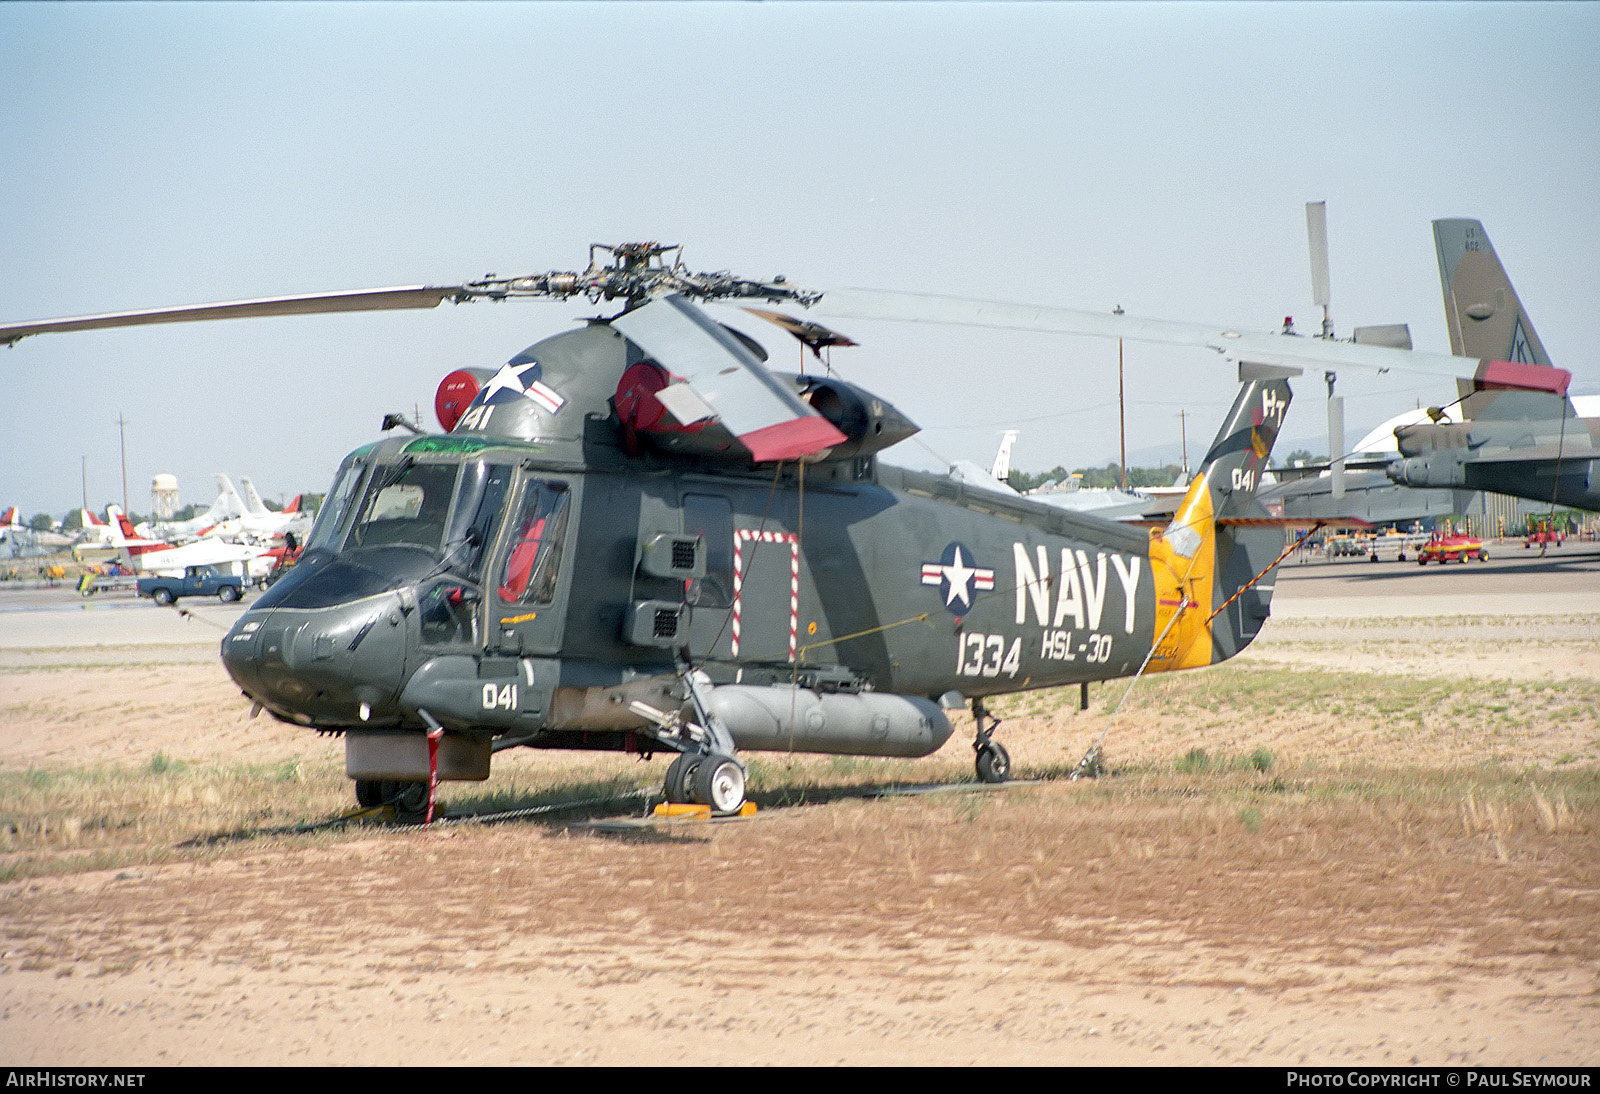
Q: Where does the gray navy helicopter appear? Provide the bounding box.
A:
[4,242,1556,818]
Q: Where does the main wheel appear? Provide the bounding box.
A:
[976,741,1011,783]
[384,780,429,821]
[663,753,699,804]
[153,587,175,605]
[218,585,241,603]
[692,754,747,815]
[354,779,384,809]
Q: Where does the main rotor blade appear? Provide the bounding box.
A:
[611,294,846,462]
[806,287,1566,391]
[0,286,459,347]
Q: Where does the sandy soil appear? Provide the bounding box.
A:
[2,560,1597,1066]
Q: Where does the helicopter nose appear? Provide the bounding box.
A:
[222,600,408,726]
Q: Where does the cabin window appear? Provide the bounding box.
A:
[497,480,570,604]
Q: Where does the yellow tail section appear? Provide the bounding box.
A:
[1145,471,1217,672]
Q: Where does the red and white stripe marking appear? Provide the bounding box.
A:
[732,529,800,660]
[524,379,565,415]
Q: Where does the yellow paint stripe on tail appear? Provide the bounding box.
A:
[1146,471,1217,672]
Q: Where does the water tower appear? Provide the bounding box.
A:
[151,473,180,519]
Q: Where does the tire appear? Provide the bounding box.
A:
[1479,550,1489,562]
[354,779,384,809]
[975,741,1011,783]
[663,753,699,804]
[218,585,241,603]
[1417,557,1427,566]
[383,780,430,822]
[153,587,175,606]
[692,754,747,815]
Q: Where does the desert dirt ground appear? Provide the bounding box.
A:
[1,548,1598,1066]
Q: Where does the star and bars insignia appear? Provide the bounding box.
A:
[920,542,995,613]
[479,360,566,415]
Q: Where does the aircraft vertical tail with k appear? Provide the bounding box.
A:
[1432,218,1577,426]
[1145,373,1294,673]
[1434,219,1551,369]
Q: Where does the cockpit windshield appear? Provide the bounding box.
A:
[346,461,459,554]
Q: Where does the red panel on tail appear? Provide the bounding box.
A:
[1475,361,1570,395]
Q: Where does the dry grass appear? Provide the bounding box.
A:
[4,634,1599,1066]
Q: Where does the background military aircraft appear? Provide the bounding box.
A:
[1261,214,1597,521]
[0,507,74,559]
[1382,219,1599,512]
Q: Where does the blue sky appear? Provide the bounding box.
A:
[3,1,1596,517]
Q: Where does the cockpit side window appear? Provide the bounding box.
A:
[497,480,570,604]
[443,462,514,580]
[305,459,367,554]
[348,462,458,554]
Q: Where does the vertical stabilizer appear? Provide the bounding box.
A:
[202,474,237,522]
[105,505,135,545]
[989,430,1018,483]
[1146,375,1293,672]
[218,476,248,519]
[239,478,270,517]
[1433,219,1551,367]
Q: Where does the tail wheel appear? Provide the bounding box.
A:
[976,741,1011,783]
[385,780,430,821]
[354,780,429,820]
[692,754,747,816]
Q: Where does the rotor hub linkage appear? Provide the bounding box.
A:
[455,242,821,309]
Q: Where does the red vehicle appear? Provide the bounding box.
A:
[1417,533,1488,565]
[1525,523,1565,549]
